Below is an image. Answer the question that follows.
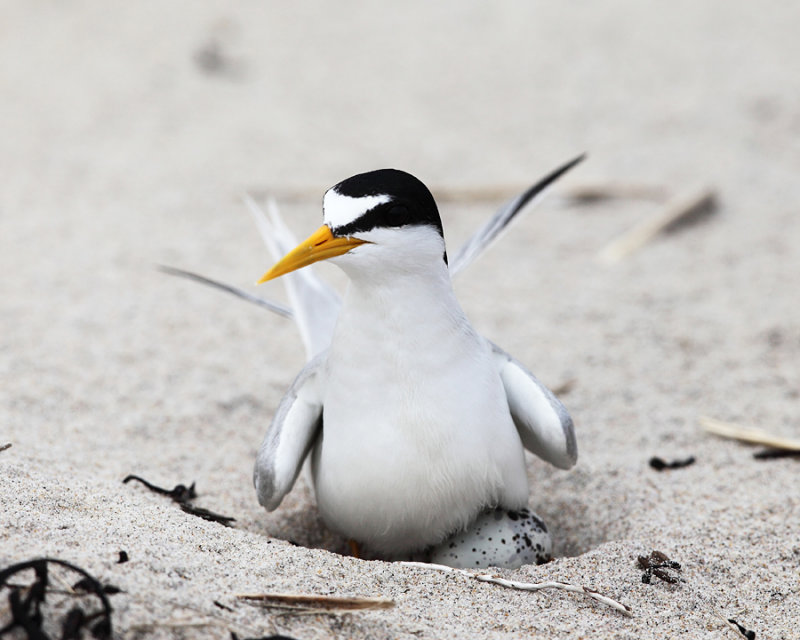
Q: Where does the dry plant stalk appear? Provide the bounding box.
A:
[433,186,534,203]
[250,185,536,204]
[700,416,800,451]
[598,186,717,264]
[252,181,670,206]
[255,184,547,204]
[236,593,395,611]
[0,443,11,452]
[564,182,669,203]
[400,561,632,616]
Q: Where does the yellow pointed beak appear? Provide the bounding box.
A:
[257,225,368,284]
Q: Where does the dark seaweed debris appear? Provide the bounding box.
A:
[122,474,197,502]
[180,503,236,525]
[123,474,235,526]
[753,448,800,460]
[0,557,114,639]
[649,456,696,471]
[637,550,683,584]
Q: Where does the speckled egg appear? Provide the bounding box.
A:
[428,507,552,569]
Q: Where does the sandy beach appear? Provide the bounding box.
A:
[3,2,799,637]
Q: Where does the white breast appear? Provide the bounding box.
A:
[311,268,528,555]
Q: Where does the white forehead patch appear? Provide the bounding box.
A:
[323,190,391,231]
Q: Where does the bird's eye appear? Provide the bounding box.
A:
[385,205,409,227]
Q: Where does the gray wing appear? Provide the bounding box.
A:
[491,343,577,469]
[253,351,326,510]
[449,154,585,276]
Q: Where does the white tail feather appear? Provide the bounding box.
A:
[244,194,341,360]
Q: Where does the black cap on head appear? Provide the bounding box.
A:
[328,169,444,238]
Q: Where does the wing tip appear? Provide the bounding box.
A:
[516,152,587,211]
[559,413,579,469]
[253,464,284,511]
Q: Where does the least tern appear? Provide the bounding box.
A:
[252,158,581,567]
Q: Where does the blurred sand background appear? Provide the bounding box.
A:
[2,1,799,638]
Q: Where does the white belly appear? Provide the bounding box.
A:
[312,326,528,555]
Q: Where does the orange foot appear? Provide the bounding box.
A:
[348,539,361,558]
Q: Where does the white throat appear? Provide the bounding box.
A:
[338,260,467,345]
[314,253,528,553]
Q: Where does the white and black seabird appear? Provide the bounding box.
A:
[252,159,581,568]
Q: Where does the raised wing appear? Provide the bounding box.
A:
[449,154,585,276]
[245,195,341,360]
[253,352,326,510]
[156,265,293,317]
[491,343,577,469]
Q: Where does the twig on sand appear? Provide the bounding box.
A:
[400,561,632,616]
[236,593,394,611]
[700,416,800,452]
[0,443,11,452]
[597,186,717,263]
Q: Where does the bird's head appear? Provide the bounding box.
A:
[257,169,447,284]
